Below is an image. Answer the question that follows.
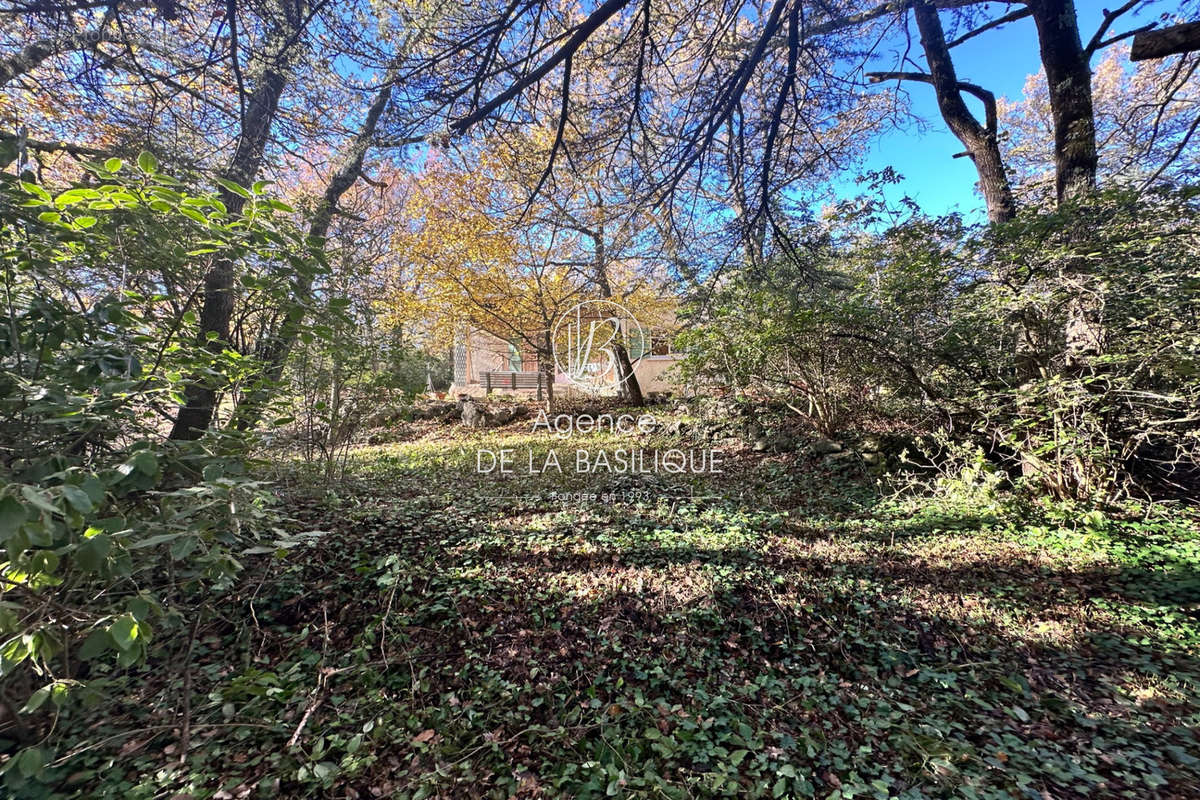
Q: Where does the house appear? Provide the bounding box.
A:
[450,313,684,399]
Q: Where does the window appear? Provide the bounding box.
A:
[627,326,650,359]
[650,329,673,356]
[625,327,673,358]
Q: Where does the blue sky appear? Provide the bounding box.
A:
[848,1,1186,222]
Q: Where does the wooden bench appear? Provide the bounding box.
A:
[481,371,547,393]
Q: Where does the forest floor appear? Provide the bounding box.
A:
[51,416,1200,799]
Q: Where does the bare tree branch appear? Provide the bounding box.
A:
[866,70,998,134]
[946,6,1032,49]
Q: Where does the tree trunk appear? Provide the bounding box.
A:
[612,344,643,405]
[540,334,556,413]
[591,225,644,406]
[231,83,393,431]
[170,59,290,439]
[1026,0,1098,203]
[1026,0,1103,370]
[170,0,314,440]
[911,0,1016,224]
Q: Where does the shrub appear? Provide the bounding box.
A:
[978,187,1200,500]
[679,188,1200,500]
[0,157,315,786]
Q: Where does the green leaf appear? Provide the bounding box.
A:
[77,629,111,660]
[0,496,27,538]
[108,615,138,651]
[16,746,44,778]
[147,186,183,202]
[103,157,123,173]
[24,520,52,548]
[20,685,52,713]
[170,535,198,560]
[116,646,140,668]
[29,550,59,575]
[62,485,94,514]
[54,188,98,207]
[215,177,252,199]
[131,451,158,476]
[20,486,59,516]
[75,533,111,573]
[137,151,158,173]
[20,181,52,201]
[128,532,184,549]
[81,476,106,505]
[179,206,208,224]
[0,635,31,674]
[128,596,151,620]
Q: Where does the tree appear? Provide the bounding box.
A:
[169,0,321,439]
[378,147,572,411]
[233,0,458,429]
[2,0,448,438]
[379,137,670,410]
[1000,42,1200,204]
[869,1,1015,223]
[231,82,394,431]
[381,0,942,234]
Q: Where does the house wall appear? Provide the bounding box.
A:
[462,330,542,378]
[466,329,509,381]
[451,321,686,399]
[451,329,543,397]
[632,356,680,394]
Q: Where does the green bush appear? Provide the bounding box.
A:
[0,157,317,787]
[978,188,1200,500]
[679,187,1200,501]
